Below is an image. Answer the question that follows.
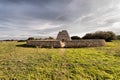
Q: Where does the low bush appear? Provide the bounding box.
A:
[71,36,81,40]
[82,31,116,42]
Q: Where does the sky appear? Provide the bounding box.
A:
[0,0,120,40]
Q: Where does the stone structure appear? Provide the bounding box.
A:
[64,40,105,48]
[27,40,61,48]
[27,30,106,48]
[56,30,71,41]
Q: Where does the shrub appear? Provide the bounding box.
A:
[47,36,54,40]
[71,36,81,40]
[44,36,55,40]
[117,35,120,40]
[27,37,35,40]
[82,33,93,39]
[18,40,26,42]
[82,31,116,42]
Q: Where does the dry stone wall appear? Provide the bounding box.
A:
[64,39,106,48]
[27,39,106,48]
[27,30,106,48]
[27,40,61,48]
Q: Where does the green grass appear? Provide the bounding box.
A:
[0,41,120,80]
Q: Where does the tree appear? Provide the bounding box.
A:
[48,36,54,40]
[107,31,116,41]
[82,33,93,39]
[117,35,120,40]
[27,37,35,40]
[71,36,81,40]
[82,31,116,42]
[44,36,54,40]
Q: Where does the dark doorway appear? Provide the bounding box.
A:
[62,39,65,42]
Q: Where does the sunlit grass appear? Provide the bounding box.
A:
[0,41,120,79]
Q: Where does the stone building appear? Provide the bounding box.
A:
[27,30,106,48]
[56,30,71,41]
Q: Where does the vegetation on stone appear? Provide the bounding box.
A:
[0,41,120,79]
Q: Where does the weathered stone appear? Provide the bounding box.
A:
[27,40,61,48]
[64,39,106,48]
[27,30,106,48]
[56,30,71,41]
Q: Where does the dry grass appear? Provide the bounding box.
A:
[0,41,120,79]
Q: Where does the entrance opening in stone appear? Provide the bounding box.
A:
[62,39,65,42]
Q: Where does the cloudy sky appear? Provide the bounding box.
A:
[0,0,120,40]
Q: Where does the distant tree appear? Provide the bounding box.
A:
[117,35,120,40]
[105,31,116,41]
[18,40,26,42]
[82,31,116,42]
[82,33,93,39]
[27,37,35,40]
[35,38,42,40]
[71,36,81,40]
[48,36,54,40]
[44,36,54,40]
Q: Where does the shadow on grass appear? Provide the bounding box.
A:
[16,44,58,48]
[16,44,96,49]
[16,43,99,49]
[16,44,63,49]
[16,44,36,48]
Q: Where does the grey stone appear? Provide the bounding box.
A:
[27,30,106,48]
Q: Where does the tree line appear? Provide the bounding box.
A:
[71,31,119,42]
[27,36,55,40]
[27,31,120,42]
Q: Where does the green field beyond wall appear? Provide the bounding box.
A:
[0,41,120,80]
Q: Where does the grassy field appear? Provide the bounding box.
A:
[0,41,120,80]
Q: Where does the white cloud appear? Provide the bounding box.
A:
[0,0,120,39]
